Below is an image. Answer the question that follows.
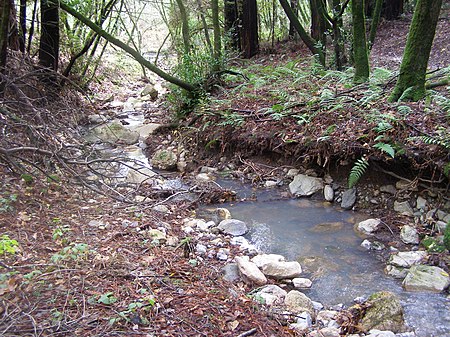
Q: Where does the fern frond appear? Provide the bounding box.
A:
[373,142,396,158]
[348,158,369,188]
[410,136,450,150]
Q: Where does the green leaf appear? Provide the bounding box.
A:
[98,292,117,305]
[373,142,395,158]
[348,158,369,188]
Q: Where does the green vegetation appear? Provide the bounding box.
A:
[0,234,19,255]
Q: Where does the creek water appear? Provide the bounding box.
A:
[217,179,450,337]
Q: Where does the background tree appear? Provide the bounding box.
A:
[175,0,190,55]
[0,0,12,96]
[238,0,259,58]
[39,0,60,73]
[224,0,239,50]
[352,0,369,83]
[389,0,443,101]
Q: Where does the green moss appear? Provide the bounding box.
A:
[444,222,450,251]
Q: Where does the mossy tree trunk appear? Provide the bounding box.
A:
[39,0,60,73]
[352,0,370,83]
[175,0,190,55]
[368,0,382,49]
[211,0,221,69]
[332,0,347,70]
[60,1,196,92]
[279,0,325,65]
[389,0,442,102]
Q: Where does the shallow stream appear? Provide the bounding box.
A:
[218,179,450,337]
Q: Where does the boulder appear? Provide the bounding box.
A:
[222,263,240,283]
[126,167,157,184]
[400,225,419,244]
[388,251,427,268]
[384,265,408,279]
[261,261,302,279]
[218,219,248,236]
[366,330,396,337]
[93,122,140,145]
[360,291,407,333]
[416,196,428,211]
[133,123,161,139]
[356,218,381,235]
[253,285,287,306]
[341,188,357,209]
[151,149,178,170]
[308,327,340,337]
[284,290,314,317]
[140,84,158,100]
[289,174,324,196]
[235,256,267,285]
[402,265,450,293]
[324,185,334,202]
[380,185,397,195]
[394,201,414,216]
[251,254,285,268]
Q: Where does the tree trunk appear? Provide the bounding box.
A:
[389,0,442,102]
[0,0,11,96]
[60,1,196,92]
[19,0,26,52]
[368,0,382,50]
[351,0,369,83]
[279,0,325,65]
[224,0,239,50]
[332,0,347,70]
[196,0,212,53]
[382,0,403,20]
[238,0,259,58]
[211,0,221,68]
[27,0,38,54]
[39,0,60,72]
[175,0,190,55]
[8,0,20,50]
[288,0,298,38]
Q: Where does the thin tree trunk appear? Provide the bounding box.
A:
[196,0,212,53]
[368,0,382,50]
[279,0,325,65]
[19,0,26,53]
[389,0,442,101]
[332,0,347,70]
[224,0,239,50]
[288,0,298,38]
[0,0,12,96]
[211,0,221,69]
[60,1,196,92]
[27,0,38,54]
[351,0,369,83]
[39,0,60,73]
[175,0,190,55]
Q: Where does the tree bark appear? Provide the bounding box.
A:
[288,0,298,38]
[279,0,325,65]
[351,0,369,83]
[39,0,60,72]
[389,0,442,102]
[211,0,221,69]
[60,1,196,92]
[175,0,190,55]
[224,0,239,50]
[382,0,403,20]
[238,0,259,58]
[19,0,26,52]
[368,0,382,49]
[0,0,11,96]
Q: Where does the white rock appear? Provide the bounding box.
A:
[235,256,267,285]
[402,265,450,292]
[416,196,427,211]
[324,185,334,202]
[292,277,312,288]
[218,219,248,236]
[316,310,338,326]
[289,174,324,196]
[400,225,419,244]
[217,248,229,261]
[356,218,381,235]
[366,330,396,337]
[196,173,215,182]
[286,168,300,178]
[394,201,414,216]
[308,327,340,337]
[312,301,324,311]
[261,261,302,279]
[388,251,427,268]
[195,244,207,255]
[254,285,287,306]
[265,180,278,188]
[251,254,285,268]
[284,290,314,316]
[361,239,373,250]
[385,265,408,279]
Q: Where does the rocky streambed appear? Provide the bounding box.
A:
[83,82,450,337]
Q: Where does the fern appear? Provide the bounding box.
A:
[397,105,412,115]
[348,158,369,188]
[411,135,450,150]
[373,142,396,158]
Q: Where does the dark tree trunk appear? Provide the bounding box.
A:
[39,0,60,72]
[382,0,403,20]
[238,0,259,58]
[224,0,239,50]
[389,0,442,101]
[310,0,330,50]
[288,0,298,38]
[332,0,347,70]
[368,0,382,49]
[352,0,370,83]
[8,0,20,50]
[0,0,11,96]
[19,0,26,52]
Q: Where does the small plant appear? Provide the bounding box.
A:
[348,158,369,188]
[444,222,450,251]
[51,218,71,244]
[0,194,17,213]
[51,243,90,263]
[0,235,19,255]
[98,292,118,305]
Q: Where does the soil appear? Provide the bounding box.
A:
[1,15,450,337]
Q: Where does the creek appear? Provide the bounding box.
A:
[218,179,450,337]
[88,92,449,337]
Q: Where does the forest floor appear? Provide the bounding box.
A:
[1,15,450,337]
